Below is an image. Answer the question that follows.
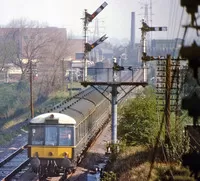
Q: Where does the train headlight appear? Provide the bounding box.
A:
[48,152,54,156]
[34,152,39,157]
[63,152,68,158]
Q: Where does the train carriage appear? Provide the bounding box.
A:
[27,87,110,178]
[28,113,76,161]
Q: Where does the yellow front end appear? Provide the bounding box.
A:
[30,146,74,159]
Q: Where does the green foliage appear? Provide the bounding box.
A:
[0,81,73,119]
[161,112,190,162]
[106,142,127,163]
[118,86,191,162]
[101,171,117,181]
[0,133,13,144]
[155,165,194,181]
[0,82,30,118]
[118,87,159,146]
[164,129,190,162]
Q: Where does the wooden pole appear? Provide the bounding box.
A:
[30,60,34,118]
[165,54,171,144]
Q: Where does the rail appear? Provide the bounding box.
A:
[0,145,30,181]
[0,70,145,180]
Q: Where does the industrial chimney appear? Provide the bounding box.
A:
[130,12,135,48]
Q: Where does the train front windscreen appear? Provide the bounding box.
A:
[29,125,74,146]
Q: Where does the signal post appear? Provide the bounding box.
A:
[80,2,148,144]
[82,2,108,81]
[81,61,148,144]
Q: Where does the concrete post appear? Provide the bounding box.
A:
[111,85,118,144]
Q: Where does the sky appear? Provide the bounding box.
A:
[0,0,186,43]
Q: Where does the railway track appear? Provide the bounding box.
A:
[0,88,98,181]
[1,69,145,180]
[0,145,30,181]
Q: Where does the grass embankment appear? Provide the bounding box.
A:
[0,89,81,145]
[103,87,194,181]
[105,146,194,181]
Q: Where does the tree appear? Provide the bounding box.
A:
[118,86,191,162]
[118,87,159,147]
[0,28,18,73]
[1,19,69,94]
[0,19,70,117]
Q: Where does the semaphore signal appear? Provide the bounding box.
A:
[85,34,108,52]
[86,2,108,23]
[83,2,108,82]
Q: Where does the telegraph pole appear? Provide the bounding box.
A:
[140,21,170,143]
[83,9,88,81]
[69,70,73,97]
[62,58,65,91]
[165,55,171,144]
[30,60,34,118]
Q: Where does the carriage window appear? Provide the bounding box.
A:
[31,127,44,145]
[59,127,73,146]
[45,127,57,146]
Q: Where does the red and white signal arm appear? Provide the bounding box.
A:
[89,2,108,22]
[91,34,108,47]
[150,27,167,31]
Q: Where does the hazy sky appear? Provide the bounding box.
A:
[0,0,185,42]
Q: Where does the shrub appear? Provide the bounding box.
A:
[155,165,194,181]
[118,87,159,147]
[101,171,117,181]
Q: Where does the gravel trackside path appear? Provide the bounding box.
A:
[69,122,111,181]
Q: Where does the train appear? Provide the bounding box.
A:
[27,67,143,180]
[27,86,111,180]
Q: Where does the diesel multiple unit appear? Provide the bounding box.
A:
[27,87,110,178]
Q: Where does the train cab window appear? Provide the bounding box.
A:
[59,127,74,146]
[45,127,58,146]
[31,127,44,145]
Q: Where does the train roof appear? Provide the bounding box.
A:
[45,87,109,125]
[30,112,76,124]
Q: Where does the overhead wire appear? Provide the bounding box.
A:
[162,2,188,158]
[172,7,184,57]
[163,0,199,162]
[172,0,181,40]
[166,0,173,40]
[167,0,177,40]
[147,1,190,180]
